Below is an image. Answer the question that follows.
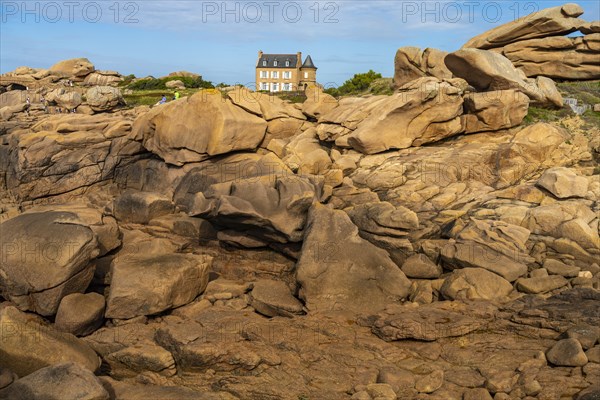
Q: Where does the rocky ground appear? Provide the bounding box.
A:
[0,3,599,400]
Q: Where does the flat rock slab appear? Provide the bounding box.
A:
[0,362,109,400]
[249,279,304,317]
[369,301,496,341]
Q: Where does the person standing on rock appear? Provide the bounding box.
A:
[174,91,180,100]
[25,96,30,116]
[155,95,167,106]
[40,95,45,111]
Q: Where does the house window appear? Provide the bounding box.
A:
[272,83,279,92]
[272,71,279,79]
[274,60,278,67]
[283,71,291,79]
[304,72,308,79]
[283,83,291,91]
[285,60,290,67]
[260,71,267,78]
[262,60,267,66]
[261,82,269,91]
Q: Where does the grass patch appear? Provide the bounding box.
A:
[581,109,600,129]
[275,91,307,104]
[523,106,569,124]
[556,80,600,106]
[123,88,201,107]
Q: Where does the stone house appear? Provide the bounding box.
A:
[255,51,317,92]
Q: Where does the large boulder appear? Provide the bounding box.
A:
[441,219,531,282]
[440,268,514,300]
[0,90,27,108]
[393,47,452,87]
[55,292,106,337]
[132,90,267,165]
[444,49,558,106]
[45,88,82,109]
[302,86,338,118]
[344,78,464,154]
[462,89,529,133]
[495,122,568,188]
[536,167,589,198]
[0,113,144,202]
[173,152,292,207]
[500,34,600,80]
[296,204,412,313]
[226,87,306,121]
[113,190,175,224]
[0,306,101,377]
[49,58,95,79]
[105,253,212,319]
[0,211,100,316]
[85,86,124,111]
[546,338,589,367]
[185,175,320,244]
[462,3,585,49]
[166,79,185,89]
[0,362,109,400]
[279,128,333,175]
[83,70,123,86]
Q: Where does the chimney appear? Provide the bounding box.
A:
[258,50,263,59]
[297,52,302,67]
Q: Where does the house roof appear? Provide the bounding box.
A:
[301,55,317,69]
[257,54,298,68]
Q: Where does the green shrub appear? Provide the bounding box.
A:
[324,70,384,97]
[127,76,214,91]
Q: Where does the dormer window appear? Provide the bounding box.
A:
[274,60,278,67]
[262,60,266,66]
[285,60,290,67]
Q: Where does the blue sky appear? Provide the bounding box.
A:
[1,1,599,86]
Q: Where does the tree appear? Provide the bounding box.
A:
[324,70,383,97]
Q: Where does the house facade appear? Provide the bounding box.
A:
[255,51,317,92]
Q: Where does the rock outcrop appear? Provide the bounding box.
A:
[0,211,102,315]
[393,47,453,88]
[296,204,412,313]
[0,10,598,398]
[133,90,268,165]
[85,86,124,111]
[463,3,586,49]
[0,113,145,202]
[462,3,600,80]
[49,58,95,80]
[501,34,600,80]
[318,77,464,154]
[444,48,562,108]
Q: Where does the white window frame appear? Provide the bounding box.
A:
[260,71,267,78]
[271,71,279,79]
[283,83,291,91]
[272,83,279,92]
[262,60,267,66]
[285,60,290,67]
[260,82,269,91]
[274,60,278,67]
[304,72,308,79]
[283,71,291,79]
